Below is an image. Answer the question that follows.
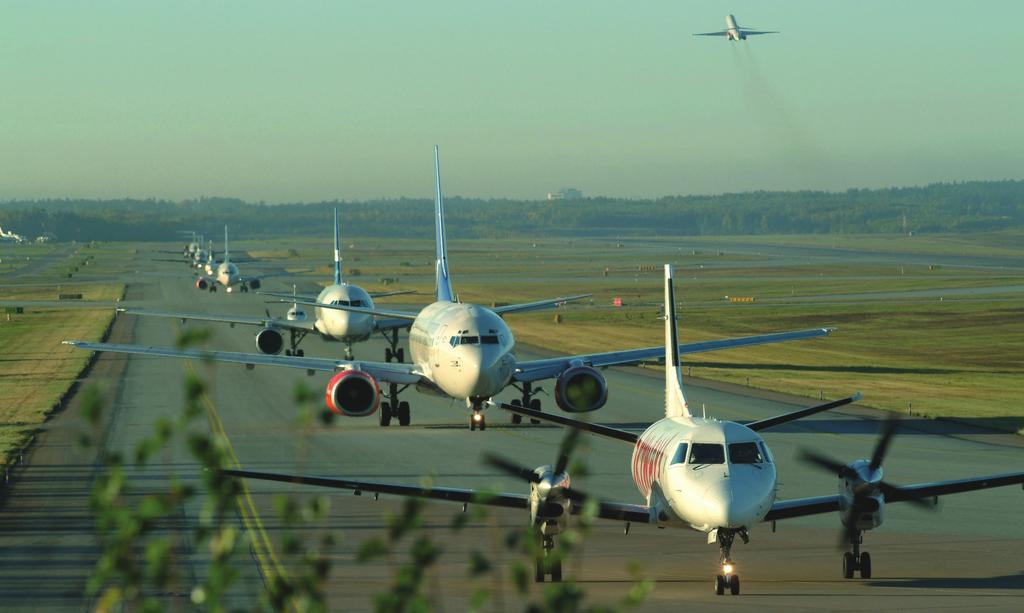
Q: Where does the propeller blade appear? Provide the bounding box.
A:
[554,428,581,477]
[869,415,899,471]
[837,504,860,548]
[483,452,541,484]
[560,486,589,504]
[877,481,937,510]
[798,449,858,481]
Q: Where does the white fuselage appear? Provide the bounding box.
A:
[726,14,744,40]
[631,417,777,532]
[215,261,240,288]
[314,284,376,342]
[407,301,516,401]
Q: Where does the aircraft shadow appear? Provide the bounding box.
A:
[866,573,1024,590]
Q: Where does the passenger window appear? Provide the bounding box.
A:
[462,336,479,345]
[481,335,499,344]
[729,442,764,464]
[670,443,689,465]
[689,443,725,465]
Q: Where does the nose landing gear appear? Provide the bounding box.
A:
[534,535,562,583]
[469,399,486,431]
[713,529,747,595]
[842,530,871,579]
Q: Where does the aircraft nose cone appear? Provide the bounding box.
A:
[701,482,734,528]
[458,349,507,398]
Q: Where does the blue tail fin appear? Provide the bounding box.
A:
[333,207,343,285]
[434,146,455,302]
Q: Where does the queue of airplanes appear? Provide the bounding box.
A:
[64,146,1022,593]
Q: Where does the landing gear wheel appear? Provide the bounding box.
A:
[395,348,404,363]
[550,560,562,583]
[715,575,725,595]
[535,560,545,583]
[529,398,542,424]
[843,552,855,579]
[385,347,393,362]
[379,403,392,427]
[296,349,304,357]
[510,399,523,424]
[285,349,292,356]
[859,552,871,579]
[729,574,740,595]
[397,401,411,426]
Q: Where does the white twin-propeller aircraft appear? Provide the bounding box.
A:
[223,265,1024,594]
[67,147,833,430]
[121,209,412,361]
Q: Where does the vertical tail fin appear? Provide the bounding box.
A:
[333,207,344,285]
[664,264,691,418]
[433,145,455,302]
[223,226,230,263]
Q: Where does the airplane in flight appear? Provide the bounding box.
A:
[222,264,1024,593]
[66,147,833,430]
[122,209,413,360]
[693,14,778,41]
[193,226,276,294]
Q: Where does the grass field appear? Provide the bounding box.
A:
[0,244,128,466]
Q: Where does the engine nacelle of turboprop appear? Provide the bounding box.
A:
[195,277,209,290]
[325,369,380,417]
[554,365,608,413]
[840,491,884,532]
[255,327,284,355]
[249,278,261,290]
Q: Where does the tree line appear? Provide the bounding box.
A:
[0,180,1021,242]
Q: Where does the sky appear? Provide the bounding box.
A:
[1,1,1023,201]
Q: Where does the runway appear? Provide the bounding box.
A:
[1,253,1022,611]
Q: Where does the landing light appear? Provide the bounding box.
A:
[722,563,734,574]
[472,413,482,422]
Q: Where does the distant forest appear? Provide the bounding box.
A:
[1,180,1022,242]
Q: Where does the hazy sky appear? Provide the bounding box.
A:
[2,1,1022,201]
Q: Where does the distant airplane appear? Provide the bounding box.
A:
[0,226,26,243]
[193,226,278,293]
[123,209,413,360]
[693,14,778,41]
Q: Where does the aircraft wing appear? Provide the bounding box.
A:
[117,308,317,333]
[222,469,654,523]
[492,294,591,315]
[374,318,414,332]
[513,327,834,383]
[369,289,417,299]
[284,299,420,321]
[260,290,324,303]
[764,471,1024,522]
[260,288,416,302]
[740,30,779,36]
[492,401,639,444]
[692,30,729,36]
[62,341,423,384]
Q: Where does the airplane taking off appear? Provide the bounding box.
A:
[693,14,778,41]
[193,226,276,293]
[121,209,414,360]
[222,265,1024,592]
[67,147,833,430]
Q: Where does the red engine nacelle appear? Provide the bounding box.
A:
[195,277,209,290]
[325,369,381,417]
[554,365,608,413]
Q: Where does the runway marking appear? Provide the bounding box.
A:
[183,360,291,588]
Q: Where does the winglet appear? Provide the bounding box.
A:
[434,145,455,302]
[333,207,343,285]
[664,264,690,418]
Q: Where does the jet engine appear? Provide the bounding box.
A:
[249,279,261,290]
[255,327,284,355]
[195,277,209,290]
[554,365,608,413]
[325,369,380,416]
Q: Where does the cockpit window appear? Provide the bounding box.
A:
[670,443,689,465]
[450,336,458,347]
[350,300,364,307]
[461,336,479,345]
[450,335,483,346]
[689,443,725,465]
[331,299,350,306]
[758,441,773,464]
[481,335,499,344]
[729,442,765,464]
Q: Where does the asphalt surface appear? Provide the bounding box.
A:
[1,255,1022,611]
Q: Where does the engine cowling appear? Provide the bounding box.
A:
[325,369,380,416]
[255,327,284,355]
[195,277,209,290]
[554,365,608,413]
[249,278,261,290]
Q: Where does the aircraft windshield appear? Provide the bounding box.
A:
[451,335,495,346]
[729,442,765,464]
[689,443,725,465]
[670,443,689,465]
[480,335,499,344]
